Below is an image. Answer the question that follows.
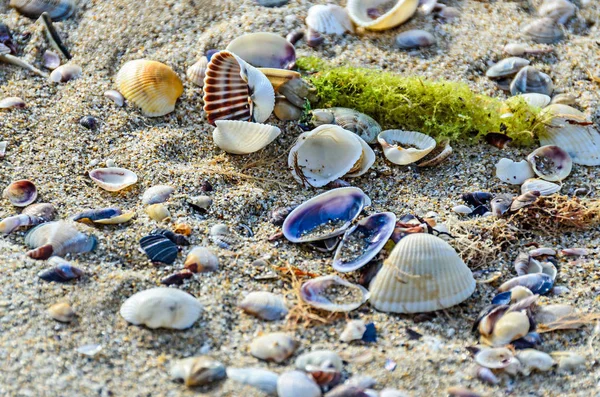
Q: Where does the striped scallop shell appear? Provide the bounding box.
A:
[186,56,208,87]
[213,120,281,154]
[115,60,183,117]
[347,0,419,31]
[521,178,561,196]
[203,51,275,126]
[369,233,475,313]
[119,287,202,330]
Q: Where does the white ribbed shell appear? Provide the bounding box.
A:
[213,120,281,154]
[521,178,561,196]
[347,0,419,31]
[119,287,202,330]
[369,233,475,313]
[306,4,354,35]
[378,130,436,165]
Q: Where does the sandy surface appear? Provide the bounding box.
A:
[1,0,600,396]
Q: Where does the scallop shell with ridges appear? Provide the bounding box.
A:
[186,56,208,87]
[369,233,476,313]
[226,33,295,69]
[115,60,183,117]
[203,51,275,125]
[521,178,560,196]
[306,4,354,35]
[347,0,419,31]
[119,287,202,330]
[378,130,436,165]
[213,120,281,154]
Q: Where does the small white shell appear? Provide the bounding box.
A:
[186,56,208,87]
[119,287,202,330]
[378,130,436,165]
[306,4,354,35]
[295,350,343,372]
[213,120,281,154]
[42,50,60,70]
[516,349,555,375]
[277,371,321,397]
[495,158,535,184]
[184,246,219,273]
[89,167,138,192]
[452,205,473,215]
[474,347,517,369]
[170,356,226,386]
[142,185,175,205]
[226,368,279,395]
[50,64,82,83]
[0,97,26,109]
[238,291,288,321]
[550,351,586,372]
[518,93,551,108]
[340,319,367,342]
[521,178,561,196]
[104,90,125,107]
[146,203,171,222]
[347,0,419,31]
[0,141,6,157]
[250,332,297,363]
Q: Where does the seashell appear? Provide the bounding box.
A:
[340,319,367,342]
[480,311,530,346]
[139,234,178,264]
[274,97,303,121]
[104,90,124,107]
[48,302,75,322]
[549,285,569,295]
[0,202,56,235]
[538,0,576,25]
[226,32,296,69]
[514,253,534,276]
[498,273,554,295]
[115,60,183,117]
[538,104,600,166]
[184,246,218,273]
[369,233,475,313]
[512,331,543,349]
[170,356,226,387]
[495,158,535,185]
[416,139,453,167]
[3,179,37,207]
[306,4,354,35]
[326,385,370,397]
[540,261,557,281]
[49,64,82,83]
[345,375,376,389]
[527,145,572,182]
[490,193,513,217]
[534,304,577,326]
[452,205,473,215]
[378,130,436,165]
[300,275,369,312]
[250,332,297,363]
[151,228,189,246]
[395,29,435,49]
[516,349,554,375]
[259,68,301,92]
[474,347,516,369]
[560,248,588,256]
[306,366,342,388]
[485,57,530,78]
[120,287,202,330]
[9,0,75,21]
[310,108,381,144]
[523,17,563,44]
[188,195,212,212]
[42,50,60,70]
[79,115,98,130]
[510,66,553,97]
[462,192,492,207]
[436,6,460,22]
[332,212,396,272]
[347,0,419,31]
[278,77,318,108]
[306,28,324,47]
[521,178,560,196]
[72,208,134,225]
[510,190,540,212]
[89,167,138,192]
[380,388,409,397]
[296,350,343,372]
[529,247,556,257]
[25,221,97,260]
[0,141,6,157]
[161,271,193,286]
[146,203,171,222]
[38,257,84,282]
[476,367,500,385]
[173,223,192,236]
[0,22,16,55]
[213,120,281,154]
[277,371,321,397]
[516,93,552,108]
[226,368,279,394]
[203,50,275,125]
[550,351,586,372]
[286,30,304,46]
[186,56,208,87]
[474,305,509,336]
[238,291,288,320]
[549,93,575,106]
[0,96,26,109]
[142,185,174,205]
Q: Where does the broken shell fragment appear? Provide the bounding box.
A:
[486,57,530,78]
[378,130,436,165]
[238,291,288,321]
[0,202,56,235]
[3,179,37,207]
[306,4,354,35]
[139,234,178,264]
[277,370,321,397]
[226,368,279,395]
[521,178,560,196]
[142,185,174,205]
[510,66,553,96]
[184,246,219,273]
[527,145,572,181]
[213,120,281,154]
[116,59,183,117]
[38,257,84,282]
[495,158,534,184]
[186,56,208,87]
[170,356,226,387]
[146,203,171,222]
[10,0,75,21]
[395,29,435,49]
[104,90,124,107]
[49,64,81,83]
[25,221,97,259]
[0,96,26,109]
[309,108,381,144]
[120,287,202,330]
[226,32,295,69]
[347,0,419,31]
[259,68,301,91]
[300,275,369,312]
[42,50,60,70]
[48,302,76,322]
[523,17,564,44]
[516,349,554,375]
[416,139,453,167]
[551,351,586,372]
[72,208,134,225]
[340,319,367,342]
[89,167,137,192]
[510,191,540,212]
[250,332,297,363]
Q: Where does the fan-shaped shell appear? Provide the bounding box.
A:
[310,108,381,144]
[378,130,436,165]
[9,0,75,21]
[119,287,202,330]
[347,0,419,31]
[495,158,535,184]
[226,33,295,69]
[89,167,138,192]
[521,178,560,196]
[213,120,281,154]
[115,60,183,117]
[25,221,97,259]
[369,233,475,313]
[203,51,275,125]
[186,56,208,87]
[306,4,354,35]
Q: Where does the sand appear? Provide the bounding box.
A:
[1,0,599,396]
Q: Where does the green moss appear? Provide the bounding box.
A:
[296,57,543,146]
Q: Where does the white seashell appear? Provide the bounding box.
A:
[277,371,321,397]
[539,0,576,24]
[347,0,419,31]
[170,356,226,387]
[226,367,279,394]
[345,135,376,177]
[452,205,473,215]
[340,319,367,342]
[521,178,560,196]
[146,203,171,222]
[534,304,577,327]
[518,93,551,108]
[300,275,370,312]
[89,167,138,192]
[50,64,82,83]
[213,120,281,154]
[25,221,96,259]
[142,185,175,205]
[526,145,572,181]
[306,4,354,35]
[186,56,208,87]
[250,332,297,363]
[104,90,125,107]
[480,311,530,346]
[119,287,202,330]
[184,246,219,273]
[295,350,344,372]
[42,50,60,70]
[495,158,535,184]
[516,349,555,375]
[551,351,586,372]
[0,96,26,109]
[238,291,288,321]
[226,32,296,69]
[378,130,436,165]
[510,286,534,302]
[369,233,475,313]
[288,125,364,187]
[474,347,517,369]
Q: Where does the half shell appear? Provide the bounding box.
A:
[510,66,553,96]
[523,17,563,44]
[142,185,174,205]
[378,130,436,165]
[3,179,37,207]
[309,108,381,144]
[277,371,321,397]
[347,0,419,31]
[306,4,354,35]
[89,167,138,192]
[526,145,572,181]
[486,57,530,79]
[300,275,370,312]
[213,120,281,154]
[226,32,295,69]
[521,178,560,196]
[9,0,75,21]
[186,56,208,87]
[25,221,97,259]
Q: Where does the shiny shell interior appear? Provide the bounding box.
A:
[89,167,138,192]
[300,275,370,312]
[378,130,436,165]
[527,145,572,181]
[3,179,37,207]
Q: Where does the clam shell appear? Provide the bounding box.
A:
[288,125,364,187]
[226,368,279,394]
[510,66,553,96]
[474,347,516,369]
[538,0,576,25]
[521,178,560,196]
[213,120,281,154]
[0,96,26,109]
[0,202,56,235]
[523,17,563,43]
[49,64,81,83]
[119,287,202,330]
[300,275,370,312]
[226,32,295,69]
[142,185,175,205]
[296,350,343,372]
[259,68,301,91]
[186,56,208,87]
[139,234,178,264]
[498,273,554,295]
[238,291,288,321]
[9,0,75,21]
[516,349,554,375]
[347,0,419,31]
[39,257,84,282]
[346,136,376,177]
[306,4,354,35]
[89,167,138,192]
[104,90,124,107]
[115,60,183,117]
[170,356,226,386]
[250,332,297,363]
[369,233,476,313]
[480,311,530,346]
[282,187,371,243]
[3,179,37,207]
[486,57,530,78]
[490,193,513,217]
[310,108,381,144]
[146,203,171,222]
[48,302,75,322]
[517,93,551,108]
[277,371,321,397]
[203,51,275,125]
[25,221,97,259]
[184,246,219,273]
[395,29,435,49]
[495,158,535,185]
[526,145,572,181]
[72,208,135,225]
[378,130,436,165]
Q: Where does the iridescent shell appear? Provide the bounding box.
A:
[3,179,37,207]
[25,221,97,260]
[213,120,281,154]
[89,167,138,192]
[347,0,419,31]
[9,0,75,21]
[510,66,553,96]
[38,257,84,282]
[527,145,572,181]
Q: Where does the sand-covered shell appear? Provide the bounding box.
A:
[300,275,369,312]
[184,246,219,273]
[142,185,174,205]
[250,332,297,363]
[347,0,419,31]
[277,370,322,397]
[226,32,295,69]
[89,167,138,192]
[238,291,288,321]
[306,4,354,35]
[115,60,183,117]
[378,130,436,165]
[516,349,555,375]
[395,29,435,49]
[551,351,586,372]
[510,66,553,96]
[3,179,37,207]
[526,145,572,181]
[369,233,476,313]
[119,287,202,330]
[10,0,75,21]
[523,17,563,43]
[25,221,97,260]
[309,108,381,144]
[203,51,275,125]
[186,56,208,87]
[213,120,281,154]
[226,368,279,395]
[104,90,124,106]
[495,158,535,184]
[170,356,226,386]
[521,178,560,196]
[340,319,367,342]
[486,57,530,78]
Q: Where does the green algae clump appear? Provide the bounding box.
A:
[296,57,544,146]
